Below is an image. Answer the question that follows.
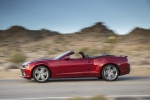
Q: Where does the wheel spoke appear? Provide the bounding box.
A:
[112,68,116,73]
[41,75,45,80]
[107,75,111,79]
[43,72,47,76]
[104,70,108,76]
[107,66,111,70]
[111,73,115,78]
[36,70,40,74]
[37,74,41,80]
[40,68,45,73]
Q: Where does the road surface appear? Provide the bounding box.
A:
[0,76,150,100]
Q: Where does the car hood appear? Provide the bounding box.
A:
[22,58,54,65]
[33,58,53,62]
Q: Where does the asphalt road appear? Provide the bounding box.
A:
[0,76,150,100]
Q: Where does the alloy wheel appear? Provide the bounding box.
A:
[33,66,50,82]
[102,65,118,81]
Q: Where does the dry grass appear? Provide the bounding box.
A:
[130,67,150,76]
[0,69,21,79]
[8,52,27,64]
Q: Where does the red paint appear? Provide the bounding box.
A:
[21,51,130,79]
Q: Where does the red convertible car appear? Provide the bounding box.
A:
[21,51,130,82]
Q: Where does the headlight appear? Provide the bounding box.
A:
[22,62,30,68]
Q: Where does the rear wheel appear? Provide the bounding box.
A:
[102,64,119,81]
[33,66,50,83]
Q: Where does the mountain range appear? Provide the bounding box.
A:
[0,22,149,44]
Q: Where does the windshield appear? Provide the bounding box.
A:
[54,51,71,60]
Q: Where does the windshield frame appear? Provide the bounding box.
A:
[54,51,73,60]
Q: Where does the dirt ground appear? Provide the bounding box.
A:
[0,67,150,79]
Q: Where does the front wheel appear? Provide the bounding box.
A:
[33,66,50,83]
[102,64,119,81]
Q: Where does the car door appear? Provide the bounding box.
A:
[58,58,93,77]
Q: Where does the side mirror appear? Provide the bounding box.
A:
[63,56,70,60]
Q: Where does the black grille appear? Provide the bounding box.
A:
[22,65,26,68]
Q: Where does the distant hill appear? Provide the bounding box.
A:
[0,26,60,45]
[129,27,150,36]
[119,27,150,43]
[76,22,115,36]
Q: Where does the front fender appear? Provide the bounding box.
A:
[29,62,50,78]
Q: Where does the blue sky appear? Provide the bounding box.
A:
[0,0,150,34]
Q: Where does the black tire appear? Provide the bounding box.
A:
[32,66,50,83]
[102,64,119,81]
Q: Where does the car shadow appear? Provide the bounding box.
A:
[117,76,150,81]
[26,76,150,83]
[46,76,150,83]
[48,77,101,83]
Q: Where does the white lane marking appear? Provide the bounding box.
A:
[0,95,150,100]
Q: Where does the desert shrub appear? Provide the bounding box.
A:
[68,95,106,100]
[90,95,106,100]
[8,52,27,64]
[105,36,117,43]
[68,96,83,100]
[4,63,19,70]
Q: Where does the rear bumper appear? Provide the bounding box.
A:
[119,63,130,76]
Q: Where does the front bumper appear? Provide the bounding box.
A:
[20,68,32,79]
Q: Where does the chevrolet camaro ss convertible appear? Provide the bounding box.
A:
[21,51,130,83]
